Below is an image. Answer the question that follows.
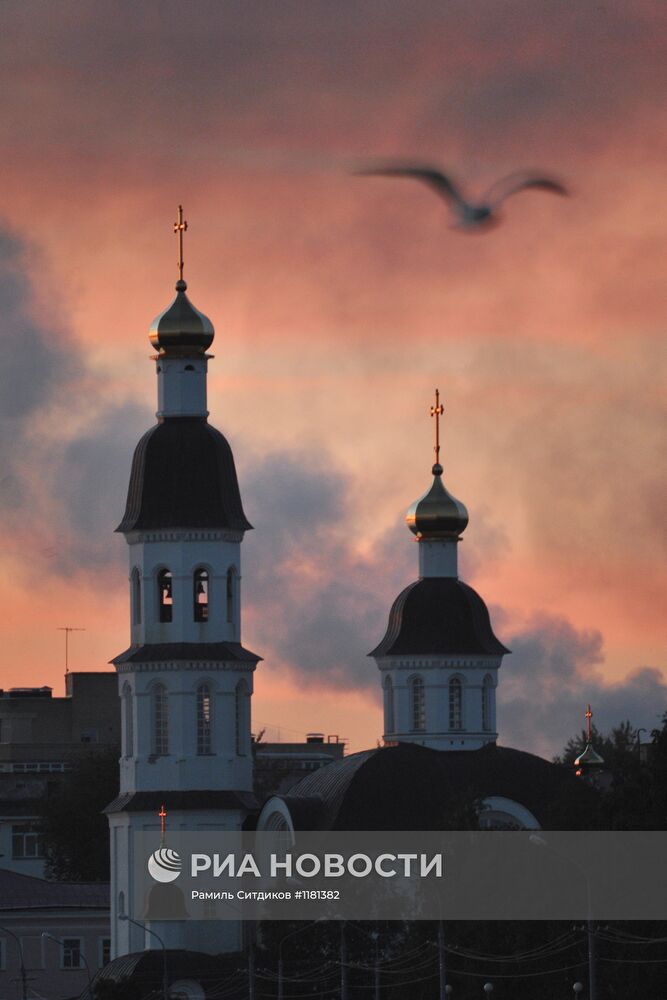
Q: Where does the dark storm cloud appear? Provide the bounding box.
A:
[0,228,72,505]
[47,404,153,573]
[499,612,667,757]
[242,450,414,687]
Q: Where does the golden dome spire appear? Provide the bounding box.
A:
[405,388,468,539]
[148,205,215,356]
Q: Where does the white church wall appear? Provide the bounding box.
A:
[126,532,242,646]
[378,656,501,751]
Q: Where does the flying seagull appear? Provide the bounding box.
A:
[356,164,568,230]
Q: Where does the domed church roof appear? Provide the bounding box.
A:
[116,417,252,533]
[369,577,509,657]
[406,462,469,538]
[267,743,597,832]
[149,279,215,356]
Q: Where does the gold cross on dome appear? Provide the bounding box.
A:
[585,705,593,741]
[173,205,188,280]
[159,803,167,842]
[430,388,445,464]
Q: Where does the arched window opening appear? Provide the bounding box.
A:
[193,568,209,623]
[158,570,173,624]
[226,567,235,624]
[131,568,141,625]
[384,676,395,734]
[235,680,249,756]
[152,684,169,756]
[410,676,425,732]
[122,683,134,758]
[197,684,212,755]
[482,675,493,732]
[449,677,463,731]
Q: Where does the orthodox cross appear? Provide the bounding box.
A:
[159,803,167,844]
[585,705,593,742]
[173,205,188,281]
[430,388,445,465]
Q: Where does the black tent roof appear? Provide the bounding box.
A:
[369,578,509,657]
[117,417,252,533]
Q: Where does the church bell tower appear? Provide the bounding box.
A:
[106,208,261,958]
[370,390,508,751]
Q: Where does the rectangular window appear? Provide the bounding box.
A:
[62,939,82,970]
[12,823,44,859]
[99,937,111,968]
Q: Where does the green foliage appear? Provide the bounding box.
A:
[556,714,667,830]
[38,745,119,881]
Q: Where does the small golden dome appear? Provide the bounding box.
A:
[574,742,605,769]
[406,463,469,539]
[149,279,215,356]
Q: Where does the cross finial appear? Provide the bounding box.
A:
[585,704,593,742]
[430,388,445,466]
[159,803,167,844]
[173,205,188,281]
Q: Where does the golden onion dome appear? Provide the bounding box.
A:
[574,742,605,769]
[149,279,215,356]
[406,462,469,539]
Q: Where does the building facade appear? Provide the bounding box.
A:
[0,673,119,877]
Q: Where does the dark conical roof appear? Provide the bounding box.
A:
[369,577,508,657]
[117,417,252,533]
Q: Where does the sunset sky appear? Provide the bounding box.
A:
[0,1,665,756]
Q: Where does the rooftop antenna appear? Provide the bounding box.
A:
[57,626,85,674]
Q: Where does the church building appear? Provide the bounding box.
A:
[103,212,594,973]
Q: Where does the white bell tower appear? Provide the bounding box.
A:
[107,207,261,959]
[370,389,508,751]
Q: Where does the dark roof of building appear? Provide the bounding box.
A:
[94,949,242,990]
[112,642,262,665]
[104,789,258,814]
[116,417,252,533]
[0,868,109,910]
[369,577,509,657]
[270,742,597,831]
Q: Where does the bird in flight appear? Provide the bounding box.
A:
[356,164,568,230]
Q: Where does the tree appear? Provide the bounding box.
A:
[556,715,667,830]
[38,745,119,881]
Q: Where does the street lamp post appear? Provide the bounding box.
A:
[0,924,28,1000]
[346,922,381,1000]
[277,921,324,1000]
[118,914,168,1000]
[41,932,93,999]
[529,835,597,1000]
